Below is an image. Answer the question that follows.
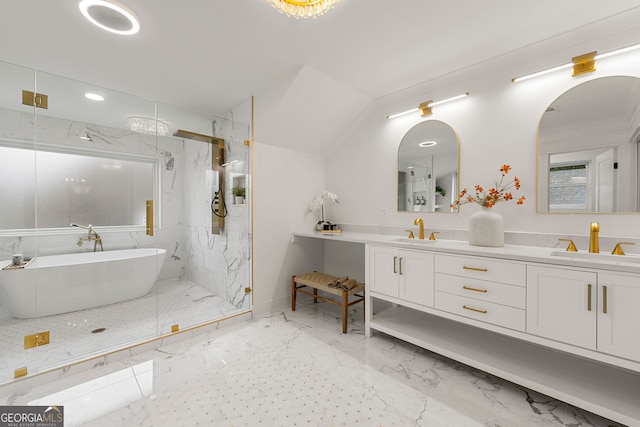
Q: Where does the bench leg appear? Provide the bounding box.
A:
[313,288,318,304]
[291,276,297,311]
[342,290,348,334]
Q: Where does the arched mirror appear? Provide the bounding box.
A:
[538,76,640,213]
[397,120,459,212]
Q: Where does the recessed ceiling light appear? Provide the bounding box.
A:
[79,0,140,35]
[84,93,105,101]
[419,141,437,147]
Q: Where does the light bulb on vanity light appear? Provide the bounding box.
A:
[387,93,469,119]
[512,42,640,83]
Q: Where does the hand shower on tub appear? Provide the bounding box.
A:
[71,223,104,252]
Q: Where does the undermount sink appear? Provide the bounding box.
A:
[550,250,640,264]
[390,237,436,244]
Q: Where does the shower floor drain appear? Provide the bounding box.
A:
[91,328,106,334]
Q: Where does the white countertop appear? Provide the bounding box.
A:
[292,230,640,274]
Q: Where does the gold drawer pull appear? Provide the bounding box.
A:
[463,285,487,293]
[463,266,488,272]
[603,285,608,314]
[463,305,487,314]
[587,284,592,311]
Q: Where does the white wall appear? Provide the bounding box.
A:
[325,25,640,239]
[248,19,640,317]
[252,142,326,317]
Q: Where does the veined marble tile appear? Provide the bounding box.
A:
[0,300,622,426]
[0,110,251,382]
[0,299,616,427]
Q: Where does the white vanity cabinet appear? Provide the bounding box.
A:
[369,245,434,307]
[435,254,526,331]
[597,272,640,361]
[526,265,597,349]
[527,266,640,361]
[296,231,640,424]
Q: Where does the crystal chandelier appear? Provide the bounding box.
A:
[126,117,170,136]
[271,0,340,19]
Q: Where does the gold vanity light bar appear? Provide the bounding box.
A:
[386,93,470,119]
[512,42,640,83]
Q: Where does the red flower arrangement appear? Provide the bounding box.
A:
[452,165,526,209]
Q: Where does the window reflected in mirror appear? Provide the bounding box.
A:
[538,76,640,213]
[397,120,459,213]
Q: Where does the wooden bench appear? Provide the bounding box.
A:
[291,272,365,334]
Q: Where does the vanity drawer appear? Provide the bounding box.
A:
[435,254,526,286]
[435,291,525,331]
[435,273,525,308]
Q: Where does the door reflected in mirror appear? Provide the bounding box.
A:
[397,120,459,213]
[537,76,640,213]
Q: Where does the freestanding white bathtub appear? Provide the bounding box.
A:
[0,248,166,319]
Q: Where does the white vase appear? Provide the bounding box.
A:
[468,207,504,247]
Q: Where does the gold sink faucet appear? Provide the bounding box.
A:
[558,238,577,252]
[589,222,599,253]
[414,218,425,240]
[612,242,635,255]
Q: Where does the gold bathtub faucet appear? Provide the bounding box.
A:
[72,223,104,252]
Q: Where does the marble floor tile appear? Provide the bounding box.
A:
[0,278,242,383]
[0,298,626,426]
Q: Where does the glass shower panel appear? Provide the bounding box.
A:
[213,116,252,314]
[154,102,252,332]
[28,70,160,377]
[0,60,37,383]
[0,60,252,385]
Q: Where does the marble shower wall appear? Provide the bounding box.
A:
[182,116,251,310]
[0,108,185,279]
[0,107,251,312]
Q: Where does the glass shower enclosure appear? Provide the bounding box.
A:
[0,60,252,383]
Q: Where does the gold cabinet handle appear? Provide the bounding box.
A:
[146,200,154,236]
[399,257,403,275]
[463,266,488,272]
[393,256,397,274]
[463,305,487,314]
[463,285,488,293]
[587,284,592,311]
[603,285,608,314]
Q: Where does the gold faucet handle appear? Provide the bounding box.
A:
[405,229,415,239]
[429,232,440,241]
[558,238,577,252]
[612,242,635,256]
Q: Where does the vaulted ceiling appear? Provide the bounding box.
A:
[2,1,640,153]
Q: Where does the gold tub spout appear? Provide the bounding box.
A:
[589,222,599,253]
